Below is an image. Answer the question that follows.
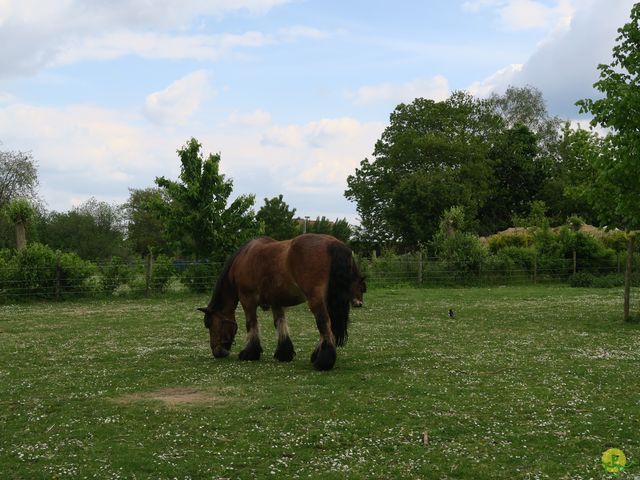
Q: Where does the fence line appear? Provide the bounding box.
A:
[0,252,636,302]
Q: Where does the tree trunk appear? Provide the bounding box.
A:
[623,233,634,322]
[15,222,26,251]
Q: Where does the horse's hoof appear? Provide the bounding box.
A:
[274,336,296,362]
[239,337,263,361]
[312,342,336,371]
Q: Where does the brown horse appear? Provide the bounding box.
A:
[198,233,365,371]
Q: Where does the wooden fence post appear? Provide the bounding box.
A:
[145,252,154,297]
[623,233,635,322]
[417,251,423,285]
[55,256,61,300]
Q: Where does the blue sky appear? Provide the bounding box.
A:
[0,0,635,223]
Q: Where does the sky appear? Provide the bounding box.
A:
[0,0,636,223]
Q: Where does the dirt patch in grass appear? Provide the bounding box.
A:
[114,387,233,406]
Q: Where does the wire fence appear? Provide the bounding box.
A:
[0,253,636,303]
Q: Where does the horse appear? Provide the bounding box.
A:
[198,233,366,371]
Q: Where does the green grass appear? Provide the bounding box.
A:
[1,286,639,479]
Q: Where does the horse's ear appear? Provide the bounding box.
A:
[197,307,210,314]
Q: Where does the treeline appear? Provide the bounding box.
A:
[346,86,603,252]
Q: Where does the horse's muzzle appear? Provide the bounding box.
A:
[212,346,230,358]
[351,299,363,308]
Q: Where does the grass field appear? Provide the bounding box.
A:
[1,285,639,479]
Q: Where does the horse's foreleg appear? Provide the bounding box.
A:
[309,299,337,371]
[272,307,296,362]
[238,300,263,361]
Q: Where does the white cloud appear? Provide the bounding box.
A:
[0,96,382,220]
[259,117,384,191]
[0,0,298,76]
[227,109,272,127]
[465,0,635,117]
[462,0,576,32]
[467,63,523,97]
[144,70,214,125]
[351,75,450,106]
[0,101,186,210]
[56,31,274,66]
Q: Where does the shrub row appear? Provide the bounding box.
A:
[0,243,220,301]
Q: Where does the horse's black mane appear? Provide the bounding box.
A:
[208,243,248,312]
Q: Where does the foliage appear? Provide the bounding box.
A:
[180,262,219,294]
[433,207,486,275]
[101,256,134,295]
[57,251,97,294]
[479,124,544,233]
[345,91,502,248]
[156,138,261,260]
[124,188,171,256]
[150,254,175,292]
[487,232,531,253]
[576,3,640,230]
[0,242,94,298]
[488,85,561,147]
[330,218,352,243]
[39,198,127,259]
[308,216,333,235]
[0,149,38,206]
[6,197,35,225]
[256,194,298,240]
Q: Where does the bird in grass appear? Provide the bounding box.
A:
[448,309,455,318]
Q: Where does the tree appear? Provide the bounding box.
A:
[155,138,261,260]
[331,218,352,243]
[539,123,602,225]
[576,3,640,321]
[345,91,502,249]
[40,198,127,259]
[123,188,171,256]
[309,216,333,235]
[6,198,35,250]
[478,124,544,234]
[0,149,38,206]
[256,194,298,240]
[488,85,561,149]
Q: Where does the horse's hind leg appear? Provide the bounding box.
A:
[272,307,296,362]
[238,300,263,361]
[308,296,337,371]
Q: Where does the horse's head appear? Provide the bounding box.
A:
[198,306,238,358]
[350,274,366,308]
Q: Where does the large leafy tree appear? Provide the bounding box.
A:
[345,91,503,248]
[123,187,171,256]
[256,194,298,240]
[541,123,602,225]
[478,124,543,234]
[40,198,127,259]
[577,3,640,321]
[156,138,260,260]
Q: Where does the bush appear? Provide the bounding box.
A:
[150,255,176,292]
[101,256,134,295]
[487,232,531,254]
[435,232,487,277]
[58,252,96,296]
[180,262,219,293]
[5,242,58,297]
[569,272,595,287]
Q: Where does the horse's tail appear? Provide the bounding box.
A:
[327,242,353,347]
